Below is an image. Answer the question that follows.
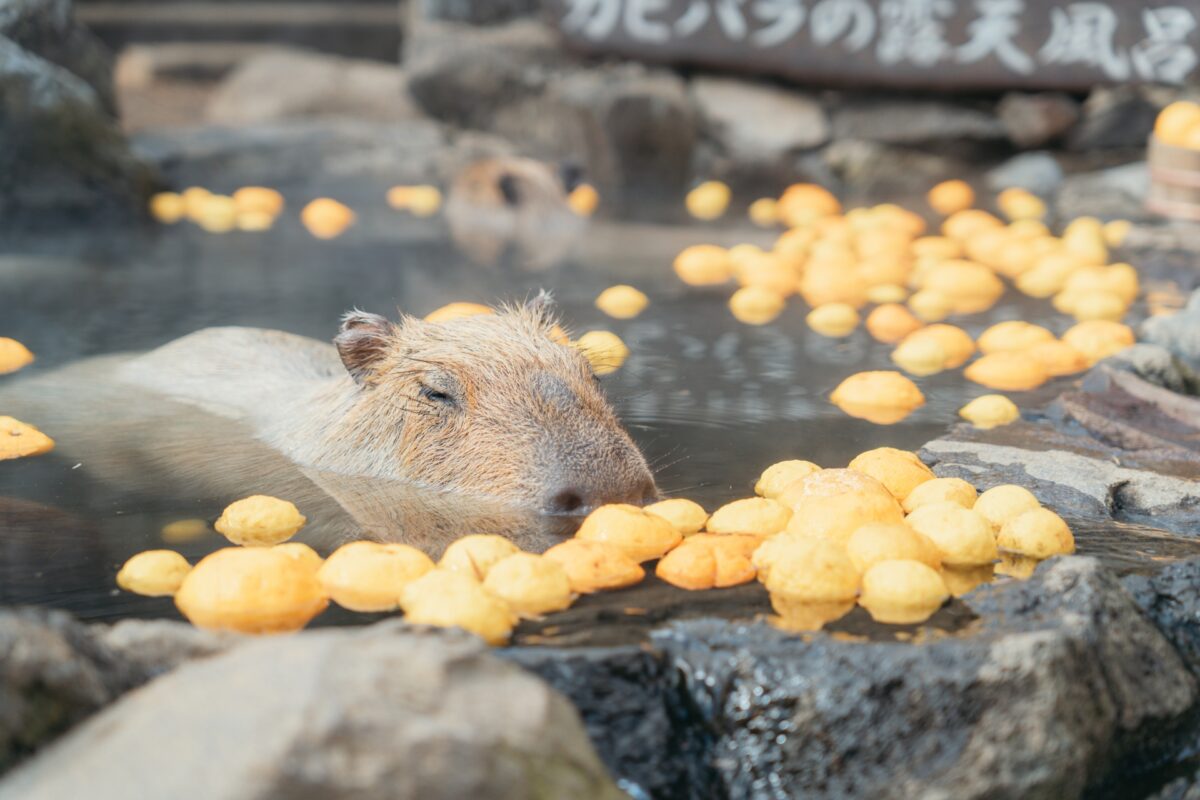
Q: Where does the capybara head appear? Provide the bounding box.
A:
[329,297,656,514]
[446,157,586,270]
[452,156,583,209]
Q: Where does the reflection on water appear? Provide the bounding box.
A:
[2,218,1198,626]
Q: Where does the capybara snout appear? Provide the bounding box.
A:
[538,431,660,515]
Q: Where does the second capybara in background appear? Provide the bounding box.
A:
[445,156,587,270]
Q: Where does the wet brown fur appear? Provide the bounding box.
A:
[117,300,655,512]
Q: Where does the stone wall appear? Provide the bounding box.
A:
[0,0,157,230]
[398,1,1188,220]
[7,554,1200,798]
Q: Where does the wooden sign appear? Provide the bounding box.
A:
[548,1,1199,90]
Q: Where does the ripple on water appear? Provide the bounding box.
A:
[0,223,1187,630]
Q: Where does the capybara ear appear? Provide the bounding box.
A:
[335,310,395,384]
[522,290,559,329]
[525,290,555,315]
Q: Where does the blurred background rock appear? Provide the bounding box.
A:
[5,0,1197,232]
[0,0,158,229]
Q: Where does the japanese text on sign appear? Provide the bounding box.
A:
[557,0,1198,86]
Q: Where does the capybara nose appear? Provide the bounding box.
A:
[543,478,658,516]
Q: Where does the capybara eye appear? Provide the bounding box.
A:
[420,385,455,405]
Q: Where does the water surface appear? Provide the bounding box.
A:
[3,213,1195,627]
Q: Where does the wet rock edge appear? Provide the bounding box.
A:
[6,553,1200,799]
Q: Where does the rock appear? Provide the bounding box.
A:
[206,49,417,126]
[1104,344,1200,396]
[483,64,699,216]
[1116,559,1200,799]
[0,0,116,113]
[1068,367,1200,454]
[1125,223,1200,254]
[997,92,1080,149]
[1055,162,1150,221]
[405,16,564,130]
[90,619,243,679]
[553,67,697,214]
[1142,289,1200,374]
[831,96,1005,146]
[507,644,718,799]
[403,4,699,217]
[652,557,1194,799]
[0,37,157,228]
[1125,558,1200,679]
[822,139,963,198]
[134,118,448,194]
[691,76,828,164]
[1148,772,1200,800]
[922,369,1200,533]
[1,623,623,800]
[985,151,1064,195]
[115,43,300,88]
[1069,86,1162,151]
[0,608,145,775]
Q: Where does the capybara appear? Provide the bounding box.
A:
[446,156,585,270]
[451,156,583,209]
[117,297,656,514]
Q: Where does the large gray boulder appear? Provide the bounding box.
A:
[691,76,828,166]
[0,608,146,774]
[650,557,1195,799]
[405,16,565,130]
[0,37,155,226]
[206,49,417,126]
[0,623,623,800]
[0,0,115,113]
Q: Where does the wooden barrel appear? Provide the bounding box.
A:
[1147,136,1200,222]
